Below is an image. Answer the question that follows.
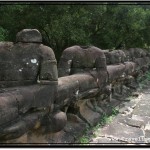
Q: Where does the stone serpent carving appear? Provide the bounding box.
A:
[0,29,149,143]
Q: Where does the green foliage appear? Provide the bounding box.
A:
[145,71,150,81]
[0,3,150,60]
[99,107,119,126]
[0,27,8,41]
[138,71,150,90]
[79,135,90,144]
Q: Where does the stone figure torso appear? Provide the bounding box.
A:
[58,45,107,76]
[0,29,58,88]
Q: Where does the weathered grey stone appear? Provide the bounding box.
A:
[111,114,128,124]
[48,130,75,143]
[90,137,121,143]
[135,58,146,70]
[63,113,87,139]
[58,45,107,75]
[0,83,57,124]
[85,98,105,114]
[131,92,139,97]
[103,50,111,65]
[124,118,144,128]
[99,122,144,140]
[27,131,49,144]
[124,62,136,76]
[40,110,67,133]
[76,100,102,126]
[16,29,42,43]
[145,130,150,138]
[0,110,47,141]
[107,64,126,82]
[0,108,18,127]
[56,73,100,108]
[118,107,129,114]
[58,45,107,88]
[128,48,146,59]
[0,28,150,144]
[132,95,150,117]
[131,115,150,125]
[0,43,58,88]
[109,50,126,64]
[0,133,28,144]
[124,50,132,61]
[98,97,120,112]
[0,29,59,141]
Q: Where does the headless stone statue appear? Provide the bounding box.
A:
[128,48,146,61]
[0,29,58,88]
[109,50,126,64]
[58,45,109,119]
[0,29,58,116]
[0,29,67,141]
[58,45,107,89]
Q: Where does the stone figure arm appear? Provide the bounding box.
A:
[94,54,108,88]
[39,45,58,84]
[95,55,107,72]
[58,49,74,77]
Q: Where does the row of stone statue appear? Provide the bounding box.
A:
[0,29,149,142]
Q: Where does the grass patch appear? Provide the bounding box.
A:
[98,107,119,126]
[139,71,150,90]
[145,71,150,81]
[79,135,90,143]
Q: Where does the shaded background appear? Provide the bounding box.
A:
[0,2,150,61]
